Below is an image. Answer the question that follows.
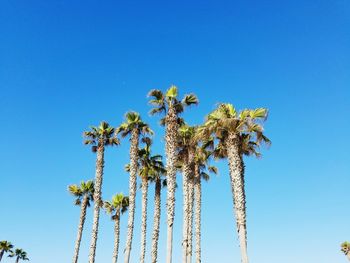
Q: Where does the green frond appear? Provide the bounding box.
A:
[147,89,164,101]
[182,94,199,106]
[249,108,268,119]
[165,85,178,99]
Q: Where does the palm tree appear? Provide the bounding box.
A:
[149,167,166,263]
[198,104,270,263]
[177,124,197,263]
[8,249,29,263]
[341,242,350,261]
[137,137,166,263]
[104,194,129,263]
[0,241,13,262]
[116,111,152,263]
[148,86,198,263]
[84,121,120,263]
[193,146,218,263]
[68,180,94,263]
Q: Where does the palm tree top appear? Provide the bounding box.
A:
[0,241,13,252]
[8,249,29,261]
[68,180,94,206]
[147,85,198,116]
[104,193,129,219]
[341,241,350,254]
[198,103,271,157]
[83,121,120,150]
[116,111,153,138]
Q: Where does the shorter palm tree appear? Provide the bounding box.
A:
[341,242,350,261]
[84,121,120,263]
[68,180,94,263]
[104,194,129,263]
[0,241,14,262]
[8,249,29,263]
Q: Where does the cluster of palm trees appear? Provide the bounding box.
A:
[0,241,29,263]
[68,86,270,263]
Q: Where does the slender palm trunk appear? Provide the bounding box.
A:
[140,177,149,263]
[226,132,249,263]
[124,129,139,263]
[187,176,194,263]
[0,250,4,262]
[151,179,161,263]
[182,155,190,263]
[346,252,350,261]
[88,142,105,263]
[112,212,121,263]
[194,164,201,263]
[165,107,179,263]
[72,196,89,263]
[15,257,19,263]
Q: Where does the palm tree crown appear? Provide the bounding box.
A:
[84,121,120,151]
[68,180,94,206]
[0,241,14,262]
[104,194,129,219]
[116,111,153,138]
[199,103,270,149]
[148,85,198,125]
[8,249,29,262]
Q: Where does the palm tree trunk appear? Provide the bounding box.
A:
[0,250,4,262]
[347,252,350,261]
[112,212,121,263]
[72,196,89,263]
[124,128,139,263]
[151,179,161,263]
[194,164,201,263]
[140,177,149,263]
[182,155,190,263]
[187,176,194,263]
[226,132,249,263]
[165,107,178,263]
[88,143,105,263]
[16,257,19,263]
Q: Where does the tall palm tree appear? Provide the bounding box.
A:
[341,242,350,261]
[84,121,120,263]
[177,124,196,263]
[137,137,166,263]
[116,111,152,263]
[68,180,94,263]
[198,104,270,263]
[8,249,29,263]
[193,146,218,263]
[148,86,198,263]
[104,194,129,263]
[0,241,13,262]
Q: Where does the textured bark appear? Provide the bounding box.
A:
[124,128,139,263]
[165,106,179,263]
[182,155,190,263]
[151,179,161,263]
[194,164,201,263]
[226,132,249,263]
[72,196,88,263]
[140,177,149,263]
[88,142,105,263]
[112,211,121,263]
[187,176,194,263]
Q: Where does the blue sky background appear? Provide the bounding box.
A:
[0,0,349,262]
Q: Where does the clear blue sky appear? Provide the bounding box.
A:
[0,0,349,262]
